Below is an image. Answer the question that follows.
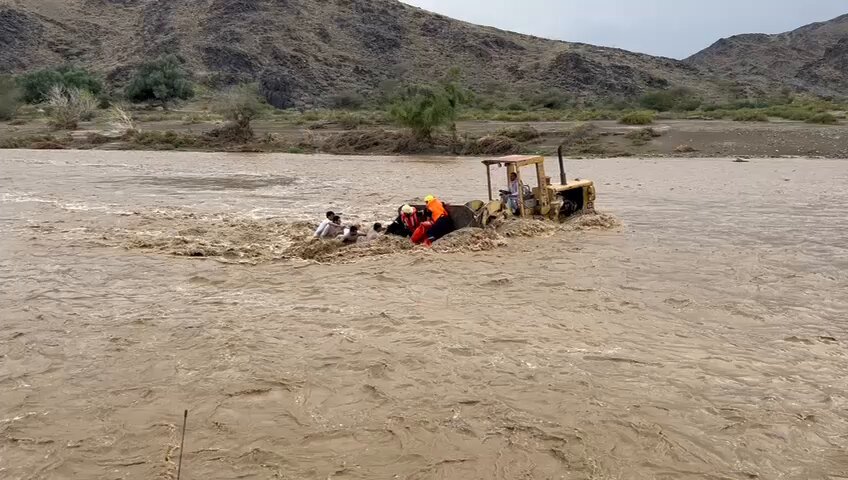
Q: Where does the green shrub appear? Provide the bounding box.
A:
[618,111,655,125]
[213,84,263,132]
[806,112,839,125]
[528,89,571,109]
[18,66,103,104]
[509,112,544,122]
[639,90,676,111]
[328,91,365,110]
[300,111,323,122]
[732,109,769,122]
[389,73,470,140]
[125,55,194,106]
[389,85,453,139]
[330,111,368,130]
[640,87,701,112]
[128,130,203,149]
[472,95,499,111]
[0,75,21,121]
[764,105,813,121]
[675,97,702,112]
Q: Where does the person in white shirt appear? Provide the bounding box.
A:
[313,211,336,238]
[338,225,365,244]
[321,216,344,239]
[507,172,522,213]
[366,223,383,242]
[509,172,520,197]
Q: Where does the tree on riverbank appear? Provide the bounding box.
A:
[125,55,194,108]
[388,70,471,142]
[211,84,264,142]
[18,66,103,104]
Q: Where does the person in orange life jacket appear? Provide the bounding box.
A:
[423,195,454,242]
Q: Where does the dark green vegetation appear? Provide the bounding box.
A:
[807,112,839,125]
[1,57,845,158]
[388,85,456,140]
[125,55,194,107]
[18,66,103,104]
[619,111,655,125]
[387,71,471,141]
[0,76,21,121]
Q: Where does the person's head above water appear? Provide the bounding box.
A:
[325,211,335,219]
[332,215,341,224]
[401,204,414,215]
[373,222,383,232]
[349,225,359,234]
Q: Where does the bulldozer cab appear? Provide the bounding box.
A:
[482,154,595,221]
[482,155,550,218]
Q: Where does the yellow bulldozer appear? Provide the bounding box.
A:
[407,150,596,229]
[479,152,595,224]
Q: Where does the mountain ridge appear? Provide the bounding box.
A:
[687,13,848,97]
[1,0,846,106]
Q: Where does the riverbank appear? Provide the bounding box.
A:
[3,113,848,158]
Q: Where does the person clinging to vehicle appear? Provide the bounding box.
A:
[423,194,453,243]
[366,223,384,241]
[386,204,421,237]
[338,225,365,244]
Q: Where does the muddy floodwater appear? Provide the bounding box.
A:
[1,150,847,480]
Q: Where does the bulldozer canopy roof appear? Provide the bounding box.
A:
[481,155,545,167]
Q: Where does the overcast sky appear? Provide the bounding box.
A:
[401,0,848,59]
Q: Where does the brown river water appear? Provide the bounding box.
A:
[1,150,847,480]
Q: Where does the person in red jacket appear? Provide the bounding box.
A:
[411,220,434,245]
[386,204,420,238]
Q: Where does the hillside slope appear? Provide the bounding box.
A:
[1,0,714,106]
[687,14,848,97]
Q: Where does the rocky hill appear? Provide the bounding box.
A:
[687,14,848,97]
[1,0,846,106]
[0,0,717,106]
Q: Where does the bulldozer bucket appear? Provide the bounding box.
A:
[410,204,483,229]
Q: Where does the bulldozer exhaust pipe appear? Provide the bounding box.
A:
[557,145,567,185]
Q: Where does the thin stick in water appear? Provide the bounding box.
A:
[176,409,188,480]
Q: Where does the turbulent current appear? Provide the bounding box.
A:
[1,150,846,479]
